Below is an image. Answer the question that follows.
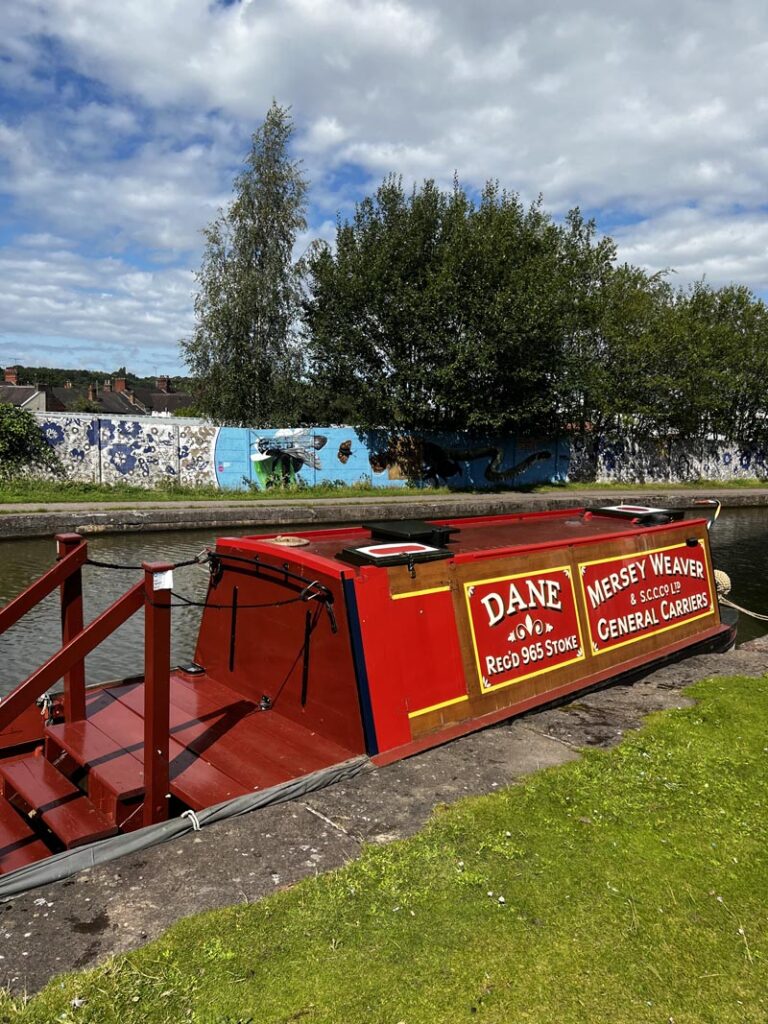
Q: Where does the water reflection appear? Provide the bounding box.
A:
[708,507,768,645]
[0,509,765,697]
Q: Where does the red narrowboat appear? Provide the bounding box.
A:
[0,504,735,880]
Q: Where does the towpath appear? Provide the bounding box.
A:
[1,486,767,540]
[1,637,767,995]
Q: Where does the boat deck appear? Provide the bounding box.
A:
[0,672,356,871]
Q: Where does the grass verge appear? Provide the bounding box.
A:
[3,674,767,1023]
[535,478,768,492]
[0,480,450,505]
[0,477,766,506]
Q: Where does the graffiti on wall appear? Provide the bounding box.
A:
[99,420,178,484]
[39,416,100,483]
[596,436,768,483]
[36,415,568,491]
[36,414,768,489]
[213,427,568,490]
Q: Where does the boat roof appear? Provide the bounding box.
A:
[217,506,708,577]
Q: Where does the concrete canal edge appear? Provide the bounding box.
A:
[1,638,767,995]
[2,487,768,540]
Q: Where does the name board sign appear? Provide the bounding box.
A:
[579,542,713,655]
[464,566,585,693]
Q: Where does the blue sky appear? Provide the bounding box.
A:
[1,0,767,375]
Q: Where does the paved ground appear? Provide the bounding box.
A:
[1,640,766,996]
[2,486,767,540]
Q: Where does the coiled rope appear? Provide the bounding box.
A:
[713,568,768,623]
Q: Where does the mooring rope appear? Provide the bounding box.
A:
[719,596,768,622]
[166,590,308,610]
[712,567,768,622]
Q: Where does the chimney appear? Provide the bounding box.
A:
[4,367,18,385]
[103,379,112,393]
[114,377,127,393]
[156,375,170,393]
[64,380,73,389]
[88,382,98,402]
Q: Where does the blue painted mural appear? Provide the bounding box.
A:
[34,414,768,487]
[211,427,568,490]
[36,415,569,490]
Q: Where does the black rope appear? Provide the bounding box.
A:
[269,601,324,709]
[85,558,144,570]
[85,555,208,571]
[89,549,338,631]
[208,551,335,605]
[167,590,307,610]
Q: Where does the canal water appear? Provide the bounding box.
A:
[0,508,766,698]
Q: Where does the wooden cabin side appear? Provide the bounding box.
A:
[353,517,726,763]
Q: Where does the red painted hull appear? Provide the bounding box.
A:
[0,506,734,874]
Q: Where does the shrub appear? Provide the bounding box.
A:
[0,404,62,480]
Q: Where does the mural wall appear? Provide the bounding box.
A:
[35,415,568,490]
[36,414,768,489]
[595,436,768,483]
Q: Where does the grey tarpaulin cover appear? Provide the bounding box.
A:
[0,756,370,901]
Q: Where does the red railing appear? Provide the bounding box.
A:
[142,561,172,826]
[0,534,174,825]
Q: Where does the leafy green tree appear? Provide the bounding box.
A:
[305,178,618,437]
[183,102,308,426]
[305,176,462,429]
[658,282,768,447]
[558,260,674,475]
[0,404,62,480]
[441,185,576,436]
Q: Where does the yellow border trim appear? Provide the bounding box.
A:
[408,694,470,719]
[463,564,586,696]
[392,585,451,601]
[577,541,714,658]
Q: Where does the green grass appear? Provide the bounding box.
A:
[0,479,450,505]
[0,477,766,506]
[4,674,767,1023]
[535,478,768,492]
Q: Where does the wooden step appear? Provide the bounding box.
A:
[111,682,297,788]
[47,719,145,800]
[91,697,252,808]
[170,673,357,769]
[0,756,117,849]
[45,719,145,828]
[0,797,50,874]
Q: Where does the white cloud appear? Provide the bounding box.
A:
[614,207,768,288]
[0,245,194,373]
[2,0,768,372]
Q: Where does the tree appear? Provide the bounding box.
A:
[304,175,462,429]
[305,177,616,436]
[182,102,308,426]
[0,404,62,480]
[658,282,768,447]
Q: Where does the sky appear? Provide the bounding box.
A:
[1,0,767,376]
